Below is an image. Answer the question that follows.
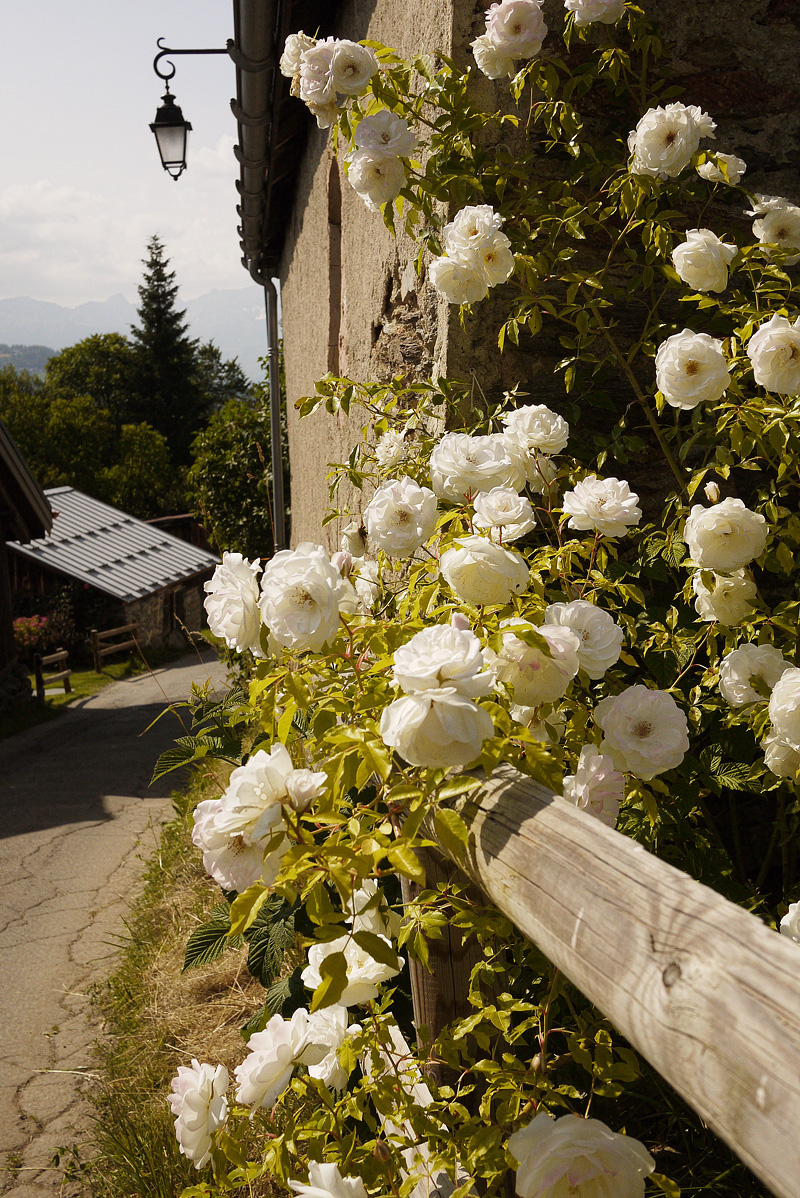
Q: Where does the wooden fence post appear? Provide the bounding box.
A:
[400,845,494,1088]
[33,654,44,703]
[90,629,101,673]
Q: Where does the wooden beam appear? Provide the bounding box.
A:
[428,764,800,1198]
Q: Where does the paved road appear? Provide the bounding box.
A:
[0,650,229,1196]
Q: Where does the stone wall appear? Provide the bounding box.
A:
[281,0,800,545]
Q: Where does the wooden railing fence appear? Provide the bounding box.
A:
[90,623,140,673]
[33,649,71,702]
[411,764,800,1198]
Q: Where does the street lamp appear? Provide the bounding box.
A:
[150,86,192,180]
[150,38,230,179]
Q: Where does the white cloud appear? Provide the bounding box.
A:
[0,136,249,306]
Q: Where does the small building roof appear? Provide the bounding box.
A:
[0,417,52,543]
[6,487,219,602]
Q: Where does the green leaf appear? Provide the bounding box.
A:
[352,930,401,971]
[434,808,469,859]
[183,905,244,971]
[387,843,426,884]
[310,951,348,1011]
[649,1174,681,1197]
[150,741,198,783]
[229,885,270,937]
[246,899,296,986]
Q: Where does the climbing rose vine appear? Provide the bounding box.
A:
[160,7,800,1197]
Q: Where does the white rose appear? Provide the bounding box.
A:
[763,730,800,779]
[363,475,438,556]
[428,255,489,305]
[381,687,494,768]
[289,1163,368,1198]
[234,1011,308,1108]
[280,31,315,78]
[307,99,339,130]
[374,429,407,469]
[203,552,263,654]
[509,1112,654,1198]
[692,569,757,625]
[347,149,405,212]
[718,643,790,706]
[168,1060,229,1169]
[443,204,504,260]
[697,152,746,184]
[521,450,559,495]
[594,685,689,779]
[672,229,737,293]
[355,110,416,157]
[748,194,800,264]
[474,229,515,287]
[302,934,401,1006]
[747,313,800,395]
[192,798,286,892]
[562,475,641,538]
[655,329,730,409]
[341,519,366,558]
[259,542,343,652]
[768,666,800,749]
[544,599,623,679]
[564,0,625,26]
[303,1006,356,1091]
[285,768,328,812]
[561,745,624,828]
[502,403,569,454]
[392,622,493,697]
[215,745,294,840]
[512,707,566,743]
[780,901,800,944]
[683,499,767,571]
[330,40,378,95]
[485,0,548,59]
[440,535,530,605]
[345,880,402,940]
[430,432,523,502]
[473,487,537,541]
[299,39,336,107]
[352,559,380,611]
[471,33,516,79]
[493,621,581,706]
[628,102,715,180]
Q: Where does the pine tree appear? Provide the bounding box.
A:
[129,235,209,463]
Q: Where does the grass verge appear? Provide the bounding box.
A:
[0,645,191,741]
[72,762,269,1198]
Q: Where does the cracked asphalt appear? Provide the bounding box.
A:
[0,649,228,1196]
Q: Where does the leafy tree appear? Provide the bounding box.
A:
[45,333,136,426]
[187,396,276,558]
[128,235,207,463]
[0,387,113,493]
[195,341,252,409]
[99,423,177,520]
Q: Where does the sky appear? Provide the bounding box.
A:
[1,1,252,307]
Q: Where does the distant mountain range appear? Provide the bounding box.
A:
[0,287,269,382]
[0,344,55,374]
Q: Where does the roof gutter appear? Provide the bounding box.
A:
[230,0,288,552]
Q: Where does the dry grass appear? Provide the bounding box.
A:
[74,764,284,1198]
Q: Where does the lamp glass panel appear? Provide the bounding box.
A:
[155,123,187,168]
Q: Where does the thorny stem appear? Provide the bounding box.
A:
[587,299,687,495]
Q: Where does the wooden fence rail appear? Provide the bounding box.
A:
[90,623,140,673]
[423,764,800,1198]
[33,650,71,703]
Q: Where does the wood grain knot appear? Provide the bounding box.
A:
[662,962,682,988]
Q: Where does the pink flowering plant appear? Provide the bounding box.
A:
[160,5,800,1197]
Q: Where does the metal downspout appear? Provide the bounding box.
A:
[249,265,286,553]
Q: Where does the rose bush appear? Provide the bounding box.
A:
[156,13,800,1198]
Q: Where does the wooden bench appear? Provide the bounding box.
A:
[33,650,72,703]
[90,623,140,673]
